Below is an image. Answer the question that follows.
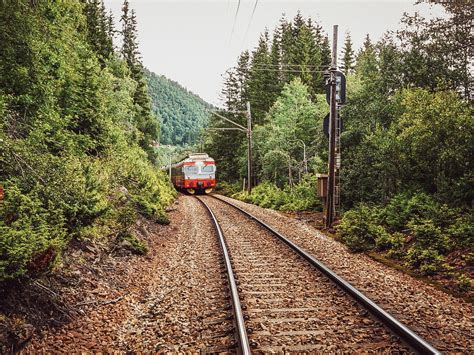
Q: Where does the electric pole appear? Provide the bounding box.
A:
[246,101,253,193]
[325,25,338,228]
[169,155,172,178]
[209,105,253,193]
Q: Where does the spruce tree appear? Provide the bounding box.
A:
[269,26,284,103]
[341,32,355,75]
[235,51,250,108]
[120,0,158,158]
[321,35,332,68]
[307,18,325,94]
[82,0,113,64]
[247,30,273,124]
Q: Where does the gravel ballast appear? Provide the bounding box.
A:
[216,194,473,353]
[203,195,410,353]
[23,196,234,352]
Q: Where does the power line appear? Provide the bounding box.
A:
[251,68,326,73]
[252,63,330,68]
[242,0,259,45]
[229,0,241,44]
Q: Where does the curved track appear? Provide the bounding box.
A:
[196,194,439,354]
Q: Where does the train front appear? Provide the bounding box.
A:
[183,155,216,194]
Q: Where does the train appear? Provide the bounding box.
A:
[170,153,216,194]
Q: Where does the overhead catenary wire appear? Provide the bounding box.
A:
[229,0,241,44]
[252,63,330,68]
[251,68,326,73]
[242,0,259,46]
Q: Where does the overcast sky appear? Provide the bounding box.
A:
[104,0,445,106]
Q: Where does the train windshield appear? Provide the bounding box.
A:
[201,165,214,173]
[184,166,198,173]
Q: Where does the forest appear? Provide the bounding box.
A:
[146,69,211,146]
[207,3,473,288]
[0,1,175,282]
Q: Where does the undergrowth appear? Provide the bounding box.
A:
[337,193,473,291]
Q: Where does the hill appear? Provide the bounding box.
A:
[145,69,211,146]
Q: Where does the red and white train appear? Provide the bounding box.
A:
[170,153,216,194]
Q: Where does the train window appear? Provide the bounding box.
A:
[184,166,198,173]
[201,165,214,173]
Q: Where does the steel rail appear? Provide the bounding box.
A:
[210,194,440,355]
[195,196,251,355]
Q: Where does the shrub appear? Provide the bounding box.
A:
[234,176,322,212]
[0,184,66,280]
[380,192,440,232]
[337,204,387,252]
[405,247,444,275]
[117,232,148,255]
[217,181,241,196]
[407,218,451,253]
[457,274,472,292]
[447,211,474,248]
[375,231,405,252]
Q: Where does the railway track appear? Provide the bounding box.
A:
[196,194,440,354]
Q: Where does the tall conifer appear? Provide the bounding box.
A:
[120,0,158,157]
[341,32,355,75]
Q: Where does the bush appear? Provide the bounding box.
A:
[0,184,66,280]
[337,204,387,252]
[0,138,175,282]
[376,231,405,252]
[118,232,148,255]
[407,218,451,253]
[233,176,322,212]
[447,211,474,248]
[405,247,444,275]
[216,181,241,196]
[380,192,440,232]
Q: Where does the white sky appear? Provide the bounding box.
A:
[104,0,445,106]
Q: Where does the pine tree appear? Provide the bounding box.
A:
[307,18,325,94]
[355,34,378,79]
[106,10,115,44]
[120,0,158,158]
[82,0,114,64]
[121,0,140,73]
[247,30,273,124]
[268,26,284,103]
[235,50,250,108]
[341,32,355,75]
[321,35,332,68]
[99,0,113,57]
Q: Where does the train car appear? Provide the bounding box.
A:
[171,153,216,194]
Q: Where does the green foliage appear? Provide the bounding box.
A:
[234,176,322,212]
[337,204,387,252]
[216,181,242,196]
[341,32,355,75]
[145,69,211,146]
[405,247,444,275]
[0,184,66,280]
[118,232,148,255]
[457,274,472,292]
[407,219,451,254]
[380,193,440,232]
[205,5,473,287]
[338,193,472,276]
[0,2,175,281]
[447,212,474,248]
[207,13,331,182]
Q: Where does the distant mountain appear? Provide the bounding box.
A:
[145,69,212,146]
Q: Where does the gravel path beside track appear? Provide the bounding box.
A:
[202,195,410,353]
[216,194,474,353]
[24,196,234,353]
[117,196,234,352]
